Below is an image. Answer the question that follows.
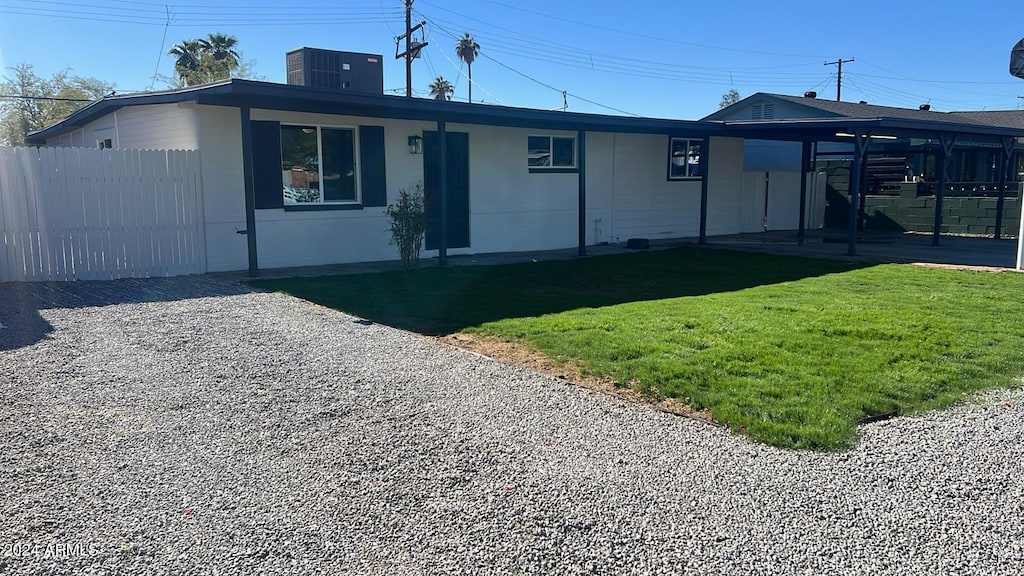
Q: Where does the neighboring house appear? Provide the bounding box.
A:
[705,91,1024,181]
[28,79,747,274]
[704,92,1024,238]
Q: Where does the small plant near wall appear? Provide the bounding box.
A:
[385,182,428,267]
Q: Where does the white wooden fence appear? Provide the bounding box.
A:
[0,147,206,282]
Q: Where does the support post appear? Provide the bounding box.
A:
[798,141,810,244]
[933,133,956,246]
[995,137,1014,240]
[577,129,586,257]
[239,106,258,277]
[698,137,710,244]
[437,119,447,266]
[847,130,869,256]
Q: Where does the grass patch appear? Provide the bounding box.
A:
[250,247,1024,451]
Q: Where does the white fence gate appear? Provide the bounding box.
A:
[739,170,827,233]
[0,147,205,282]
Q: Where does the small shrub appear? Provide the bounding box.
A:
[385,182,428,267]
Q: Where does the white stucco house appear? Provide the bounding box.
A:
[28,79,754,275]
[26,79,1024,276]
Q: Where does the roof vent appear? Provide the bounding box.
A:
[919,104,931,111]
[804,91,817,99]
[859,100,867,104]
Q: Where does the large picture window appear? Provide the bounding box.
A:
[281,125,358,204]
[668,137,702,179]
[528,135,575,168]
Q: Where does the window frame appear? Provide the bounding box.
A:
[667,136,703,181]
[528,134,577,171]
[280,123,362,206]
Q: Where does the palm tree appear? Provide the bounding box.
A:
[428,76,454,101]
[205,33,240,68]
[168,40,205,84]
[455,32,480,103]
[168,34,242,86]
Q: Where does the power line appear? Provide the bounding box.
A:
[148,5,172,91]
[0,94,93,102]
[451,0,829,59]
[824,58,854,101]
[418,9,828,83]
[431,34,504,104]
[421,11,662,116]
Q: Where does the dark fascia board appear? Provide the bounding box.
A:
[28,78,724,143]
[700,92,844,122]
[26,80,235,144]
[202,80,724,136]
[710,117,1024,143]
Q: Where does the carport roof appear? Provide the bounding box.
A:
[704,116,1024,144]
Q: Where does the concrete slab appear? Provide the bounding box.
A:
[705,230,1020,270]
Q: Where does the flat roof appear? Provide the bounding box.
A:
[28,80,1024,145]
[27,79,723,143]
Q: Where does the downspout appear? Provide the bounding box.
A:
[113,109,120,148]
[239,106,259,277]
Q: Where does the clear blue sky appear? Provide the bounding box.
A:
[2,0,1023,119]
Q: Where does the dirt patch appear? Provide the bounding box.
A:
[440,332,712,423]
[909,262,1021,273]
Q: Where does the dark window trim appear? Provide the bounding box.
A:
[282,203,364,212]
[667,136,703,181]
[280,122,362,206]
[528,134,577,169]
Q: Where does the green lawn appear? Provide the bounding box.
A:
[250,247,1024,450]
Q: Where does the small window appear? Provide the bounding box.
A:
[97,138,113,149]
[668,137,702,180]
[528,135,575,168]
[281,125,358,205]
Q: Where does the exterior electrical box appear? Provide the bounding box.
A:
[285,48,384,94]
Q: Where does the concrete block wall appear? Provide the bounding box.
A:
[821,162,1021,237]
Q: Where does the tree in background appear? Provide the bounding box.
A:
[455,32,480,103]
[0,64,114,146]
[428,77,454,101]
[719,89,741,108]
[169,33,243,87]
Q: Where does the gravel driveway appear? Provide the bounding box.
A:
[1,276,1023,575]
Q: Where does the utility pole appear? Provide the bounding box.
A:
[824,58,854,102]
[394,0,427,97]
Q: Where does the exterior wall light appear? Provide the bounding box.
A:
[408,135,423,154]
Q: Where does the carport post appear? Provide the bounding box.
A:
[798,141,811,244]
[699,138,710,244]
[933,133,956,246]
[437,119,448,266]
[577,129,586,257]
[847,130,869,256]
[995,137,1014,240]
